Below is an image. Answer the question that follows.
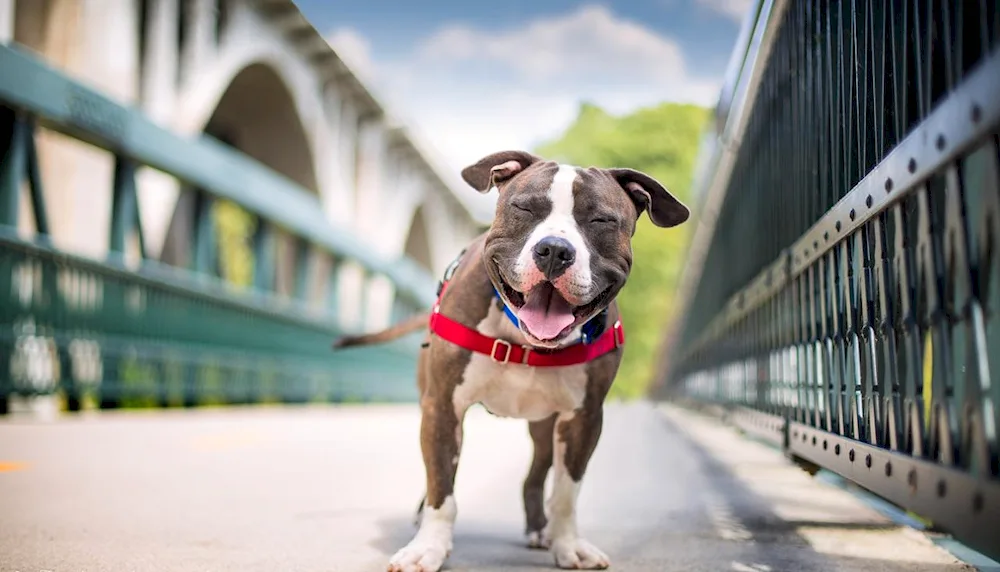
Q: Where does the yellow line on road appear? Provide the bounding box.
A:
[0,461,29,473]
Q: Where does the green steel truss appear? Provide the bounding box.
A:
[0,44,435,411]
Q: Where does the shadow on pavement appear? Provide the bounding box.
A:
[651,408,973,572]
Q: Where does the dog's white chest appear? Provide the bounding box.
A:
[452,306,588,421]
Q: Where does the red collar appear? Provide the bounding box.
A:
[428,280,624,367]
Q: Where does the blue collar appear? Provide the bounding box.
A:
[492,288,607,345]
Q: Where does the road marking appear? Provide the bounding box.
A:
[0,461,29,473]
[732,563,772,571]
[923,332,933,430]
[703,488,752,542]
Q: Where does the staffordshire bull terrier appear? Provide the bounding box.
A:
[333,150,689,571]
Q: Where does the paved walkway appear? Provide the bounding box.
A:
[0,402,978,571]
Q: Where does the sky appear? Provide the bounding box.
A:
[292,0,750,212]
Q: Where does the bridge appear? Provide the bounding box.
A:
[0,0,486,413]
[2,1,999,571]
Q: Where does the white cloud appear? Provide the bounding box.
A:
[696,0,754,23]
[326,6,723,219]
[412,91,581,170]
[417,5,685,84]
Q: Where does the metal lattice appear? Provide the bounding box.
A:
[669,0,1000,560]
[0,45,432,412]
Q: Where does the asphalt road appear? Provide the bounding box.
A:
[0,402,979,572]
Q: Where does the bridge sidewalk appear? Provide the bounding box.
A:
[0,402,982,571]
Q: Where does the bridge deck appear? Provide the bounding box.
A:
[0,403,972,571]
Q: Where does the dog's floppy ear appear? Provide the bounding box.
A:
[461,150,542,193]
[607,168,690,228]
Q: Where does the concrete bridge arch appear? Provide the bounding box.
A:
[160,57,323,299]
[3,0,488,330]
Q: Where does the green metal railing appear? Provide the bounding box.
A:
[0,44,436,413]
[665,0,1000,561]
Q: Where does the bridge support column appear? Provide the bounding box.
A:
[364,275,394,333]
[0,0,13,43]
[353,120,384,228]
[142,0,178,121]
[336,261,366,332]
[135,0,183,261]
[181,0,216,82]
[318,85,352,228]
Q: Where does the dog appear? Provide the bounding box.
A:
[333,150,689,571]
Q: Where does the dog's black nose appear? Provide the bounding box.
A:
[532,236,576,279]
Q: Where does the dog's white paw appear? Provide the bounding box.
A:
[550,536,610,569]
[526,529,551,549]
[386,537,450,572]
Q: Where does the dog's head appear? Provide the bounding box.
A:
[461,150,690,349]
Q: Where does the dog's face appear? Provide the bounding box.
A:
[461,151,690,348]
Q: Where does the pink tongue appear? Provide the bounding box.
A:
[518,283,575,340]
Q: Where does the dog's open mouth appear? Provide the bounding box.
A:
[498,277,613,342]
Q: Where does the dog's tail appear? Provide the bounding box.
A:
[331,312,430,349]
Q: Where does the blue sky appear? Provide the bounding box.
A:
[293,0,749,186]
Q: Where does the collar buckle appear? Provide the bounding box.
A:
[491,339,513,364]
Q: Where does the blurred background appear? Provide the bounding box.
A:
[296,0,751,400]
[303,0,749,399]
[0,0,749,413]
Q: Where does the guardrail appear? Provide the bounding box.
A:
[0,44,436,412]
[664,1,1000,561]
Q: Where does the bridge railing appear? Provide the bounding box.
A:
[0,44,437,413]
[664,0,1000,560]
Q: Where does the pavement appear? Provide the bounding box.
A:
[0,401,982,572]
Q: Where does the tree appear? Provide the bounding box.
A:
[535,101,709,399]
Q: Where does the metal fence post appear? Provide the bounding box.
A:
[666,1,1000,559]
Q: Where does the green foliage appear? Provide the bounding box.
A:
[119,351,159,408]
[214,200,257,289]
[535,101,709,400]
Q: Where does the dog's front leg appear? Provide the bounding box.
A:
[388,395,463,572]
[545,408,610,570]
[524,414,556,547]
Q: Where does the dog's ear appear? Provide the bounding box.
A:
[461,150,542,193]
[607,168,690,228]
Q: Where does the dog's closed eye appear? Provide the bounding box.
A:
[589,214,617,225]
[511,201,534,215]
